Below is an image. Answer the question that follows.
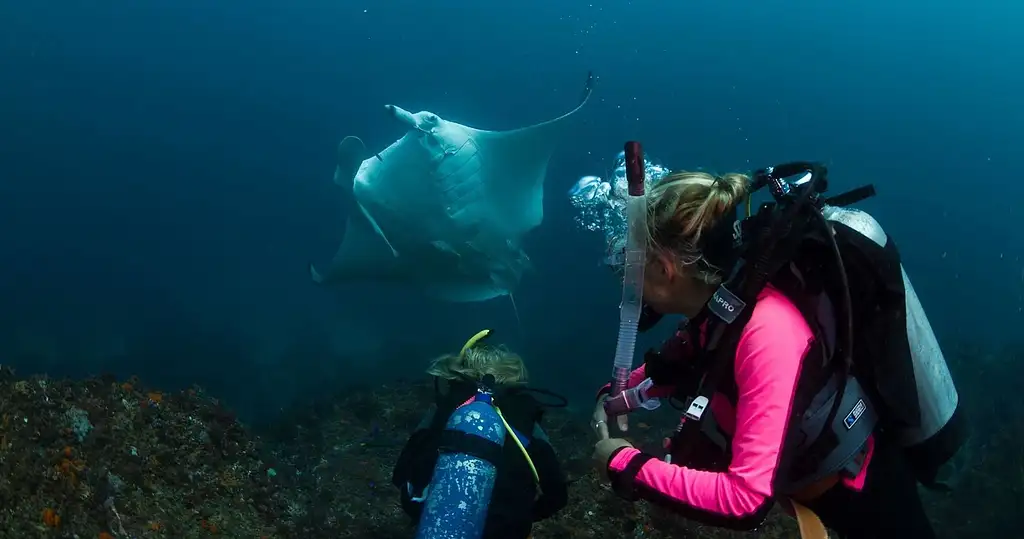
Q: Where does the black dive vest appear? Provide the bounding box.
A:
[634,163,963,497]
[654,209,967,495]
[653,222,878,494]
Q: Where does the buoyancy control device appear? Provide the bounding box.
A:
[639,162,967,491]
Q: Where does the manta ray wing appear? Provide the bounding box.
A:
[425,71,594,244]
[472,71,594,239]
[309,202,403,284]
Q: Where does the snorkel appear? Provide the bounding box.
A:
[568,145,668,416]
[609,141,649,399]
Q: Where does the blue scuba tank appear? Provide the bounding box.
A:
[415,381,506,539]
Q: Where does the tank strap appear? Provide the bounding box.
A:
[788,501,829,539]
[437,429,504,466]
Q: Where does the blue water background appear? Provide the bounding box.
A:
[0,1,1021,420]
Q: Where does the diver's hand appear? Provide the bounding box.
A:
[593,396,629,440]
[592,438,634,481]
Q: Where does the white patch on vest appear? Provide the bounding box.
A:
[844,399,866,430]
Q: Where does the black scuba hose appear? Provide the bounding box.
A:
[807,208,856,442]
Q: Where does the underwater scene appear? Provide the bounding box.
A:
[1,2,1021,538]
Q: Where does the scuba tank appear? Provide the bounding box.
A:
[823,205,967,489]
[415,374,506,539]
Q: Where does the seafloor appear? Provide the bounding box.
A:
[0,344,1018,538]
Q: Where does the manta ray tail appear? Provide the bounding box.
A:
[510,293,521,329]
[309,263,326,284]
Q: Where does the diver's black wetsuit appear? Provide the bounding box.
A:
[391,382,568,539]
[804,437,937,539]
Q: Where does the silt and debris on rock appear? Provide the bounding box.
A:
[0,347,1019,538]
[0,363,795,539]
[0,365,284,538]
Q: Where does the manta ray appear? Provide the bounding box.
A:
[309,71,594,303]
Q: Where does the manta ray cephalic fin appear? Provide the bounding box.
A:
[334,136,383,185]
[310,136,399,285]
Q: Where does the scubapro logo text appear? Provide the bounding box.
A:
[714,294,735,312]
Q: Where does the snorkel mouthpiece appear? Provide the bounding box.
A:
[608,141,650,403]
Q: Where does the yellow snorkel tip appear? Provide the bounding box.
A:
[459,329,492,359]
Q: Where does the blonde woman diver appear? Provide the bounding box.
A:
[588,161,965,539]
[391,332,569,539]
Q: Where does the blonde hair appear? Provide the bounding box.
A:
[426,344,528,386]
[646,171,750,285]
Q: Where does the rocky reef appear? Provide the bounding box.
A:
[0,340,1018,538]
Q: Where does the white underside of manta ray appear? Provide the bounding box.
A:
[309,71,594,303]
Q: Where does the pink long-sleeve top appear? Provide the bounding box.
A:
[598,285,872,529]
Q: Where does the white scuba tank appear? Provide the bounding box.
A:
[823,206,967,488]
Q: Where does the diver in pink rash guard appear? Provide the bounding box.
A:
[587,161,967,539]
